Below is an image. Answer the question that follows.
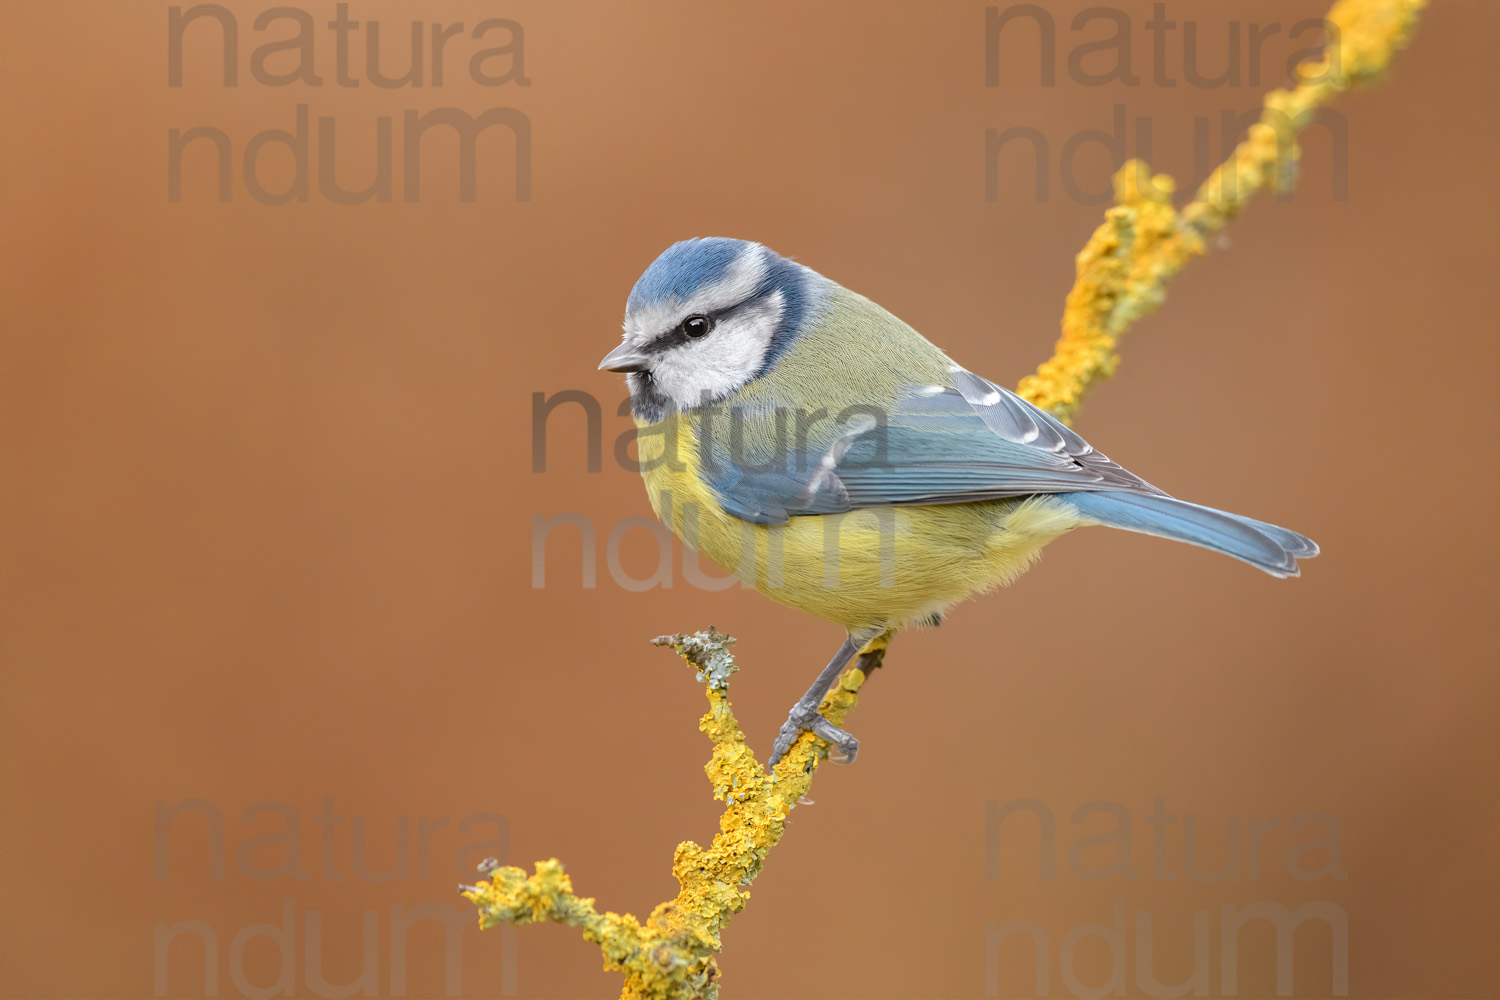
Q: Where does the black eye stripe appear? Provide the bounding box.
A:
[640,300,750,354]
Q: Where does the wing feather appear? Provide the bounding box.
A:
[703,366,1165,525]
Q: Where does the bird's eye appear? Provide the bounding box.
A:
[681,315,713,339]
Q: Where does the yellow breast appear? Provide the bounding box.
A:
[636,412,1083,630]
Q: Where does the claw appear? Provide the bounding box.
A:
[766,628,882,768]
[807,713,859,763]
[768,705,859,767]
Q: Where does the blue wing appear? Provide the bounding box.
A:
[703,367,1166,525]
[701,368,1318,578]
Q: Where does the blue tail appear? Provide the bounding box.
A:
[1064,491,1319,578]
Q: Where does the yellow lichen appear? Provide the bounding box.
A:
[465,2,1426,996]
[1017,0,1427,424]
[464,628,875,999]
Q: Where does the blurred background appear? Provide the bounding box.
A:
[2,1,1495,997]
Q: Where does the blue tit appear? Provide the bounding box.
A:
[599,237,1317,765]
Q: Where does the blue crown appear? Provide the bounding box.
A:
[626,237,754,314]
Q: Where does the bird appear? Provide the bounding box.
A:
[599,237,1317,766]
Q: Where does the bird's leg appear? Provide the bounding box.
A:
[768,628,883,767]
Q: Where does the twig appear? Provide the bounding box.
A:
[1017,0,1427,423]
[465,628,880,998]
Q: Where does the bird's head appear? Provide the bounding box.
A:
[600,238,824,419]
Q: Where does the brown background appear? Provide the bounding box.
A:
[1,1,1495,998]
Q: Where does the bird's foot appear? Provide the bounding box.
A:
[768,704,859,767]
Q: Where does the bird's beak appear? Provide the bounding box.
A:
[598,342,650,373]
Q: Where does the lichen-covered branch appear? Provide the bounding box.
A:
[1017,0,1427,423]
[464,629,888,999]
[464,2,1425,996]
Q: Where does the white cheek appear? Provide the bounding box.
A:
[653,294,783,407]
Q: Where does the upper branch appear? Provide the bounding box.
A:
[1018,0,1427,423]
